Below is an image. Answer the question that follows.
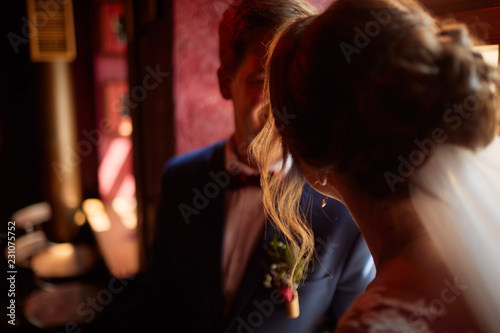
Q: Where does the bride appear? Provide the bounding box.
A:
[250,0,500,331]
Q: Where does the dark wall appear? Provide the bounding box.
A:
[0,1,98,226]
[0,2,44,226]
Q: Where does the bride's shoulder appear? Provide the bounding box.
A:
[334,278,480,333]
[335,285,435,333]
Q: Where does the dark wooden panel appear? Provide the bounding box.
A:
[126,0,175,271]
[421,0,500,15]
[440,6,500,44]
[74,0,99,200]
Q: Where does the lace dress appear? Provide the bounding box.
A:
[335,285,480,333]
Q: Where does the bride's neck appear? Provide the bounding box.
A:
[343,193,428,271]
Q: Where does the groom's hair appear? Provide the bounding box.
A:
[218,0,317,77]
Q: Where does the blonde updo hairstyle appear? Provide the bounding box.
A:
[251,0,499,282]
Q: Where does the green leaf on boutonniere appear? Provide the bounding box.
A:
[262,234,306,291]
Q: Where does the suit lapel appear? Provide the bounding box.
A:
[193,142,227,328]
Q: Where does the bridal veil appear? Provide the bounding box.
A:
[411,136,500,332]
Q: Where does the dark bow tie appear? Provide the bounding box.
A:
[228,173,261,190]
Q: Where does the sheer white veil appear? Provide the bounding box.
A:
[410,136,500,332]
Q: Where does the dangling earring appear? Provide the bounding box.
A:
[321,196,328,208]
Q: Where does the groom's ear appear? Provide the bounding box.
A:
[217,66,232,100]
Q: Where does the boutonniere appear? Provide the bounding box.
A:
[262,234,306,318]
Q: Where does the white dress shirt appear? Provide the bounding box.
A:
[222,137,265,315]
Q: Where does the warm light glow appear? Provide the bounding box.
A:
[82,198,111,232]
[73,209,86,226]
[49,243,75,257]
[31,243,98,278]
[98,137,132,200]
[112,197,137,229]
[31,243,75,277]
[61,185,81,210]
[118,116,133,136]
[82,198,104,211]
[115,174,136,205]
[475,44,499,67]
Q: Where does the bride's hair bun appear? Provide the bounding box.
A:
[434,23,498,148]
[267,0,500,198]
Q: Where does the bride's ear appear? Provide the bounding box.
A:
[316,174,328,187]
[307,169,329,189]
[315,171,346,204]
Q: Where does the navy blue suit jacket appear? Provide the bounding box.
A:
[121,140,374,333]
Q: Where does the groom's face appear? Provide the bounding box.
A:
[219,33,272,159]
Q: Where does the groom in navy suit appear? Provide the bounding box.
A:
[122,1,375,332]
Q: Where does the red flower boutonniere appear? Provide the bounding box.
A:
[262,234,306,318]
